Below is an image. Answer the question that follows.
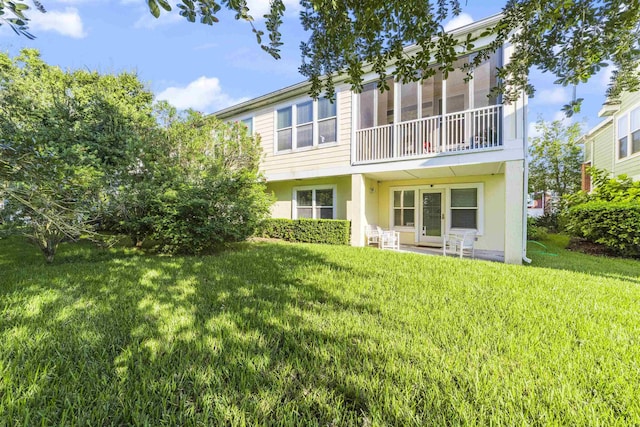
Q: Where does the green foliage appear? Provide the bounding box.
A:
[571,167,640,205]
[0,0,45,39]
[528,119,583,198]
[105,104,273,254]
[526,217,548,241]
[1,236,639,424]
[0,49,272,261]
[563,170,640,257]
[565,201,640,257]
[259,218,350,245]
[4,2,640,110]
[534,212,562,232]
[299,1,640,105]
[0,49,155,262]
[152,171,272,254]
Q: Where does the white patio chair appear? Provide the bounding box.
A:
[365,224,382,246]
[443,230,476,258]
[379,230,400,250]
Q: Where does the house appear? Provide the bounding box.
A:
[582,91,640,191]
[527,191,556,218]
[214,14,529,264]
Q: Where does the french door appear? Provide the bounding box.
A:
[419,190,444,245]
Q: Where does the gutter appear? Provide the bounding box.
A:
[522,88,531,264]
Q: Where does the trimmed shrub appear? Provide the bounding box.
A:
[258,218,350,245]
[566,201,640,257]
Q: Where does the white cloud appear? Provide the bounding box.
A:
[134,10,183,29]
[443,13,474,32]
[600,65,615,88]
[30,7,86,38]
[528,121,542,139]
[246,0,300,19]
[156,76,249,112]
[225,47,302,78]
[528,113,574,139]
[532,87,571,105]
[193,42,219,51]
[553,110,573,124]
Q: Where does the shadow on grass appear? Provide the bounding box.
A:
[527,234,640,284]
[0,238,419,425]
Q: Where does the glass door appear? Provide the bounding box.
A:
[420,190,444,245]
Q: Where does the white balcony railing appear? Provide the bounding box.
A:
[355,105,503,164]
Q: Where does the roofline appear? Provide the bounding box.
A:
[579,116,613,143]
[212,13,504,119]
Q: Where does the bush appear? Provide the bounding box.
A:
[527,217,548,241]
[258,218,350,245]
[533,212,561,232]
[152,173,272,254]
[566,201,640,257]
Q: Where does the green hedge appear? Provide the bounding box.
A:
[258,218,351,245]
[566,201,640,257]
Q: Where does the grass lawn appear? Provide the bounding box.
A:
[1,236,639,425]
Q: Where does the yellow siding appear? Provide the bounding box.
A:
[376,174,506,251]
[266,176,352,220]
[255,91,352,179]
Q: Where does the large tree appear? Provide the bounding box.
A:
[0,49,155,262]
[5,0,637,112]
[528,119,583,198]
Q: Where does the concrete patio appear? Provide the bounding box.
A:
[397,244,505,263]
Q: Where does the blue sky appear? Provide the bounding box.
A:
[1,1,612,136]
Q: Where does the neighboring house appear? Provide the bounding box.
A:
[582,91,640,191]
[214,14,528,264]
[527,191,556,218]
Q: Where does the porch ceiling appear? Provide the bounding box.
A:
[363,162,505,181]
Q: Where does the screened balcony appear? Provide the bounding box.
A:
[354,105,503,163]
[353,51,504,164]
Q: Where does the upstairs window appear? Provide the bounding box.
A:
[358,49,501,128]
[296,101,314,148]
[276,97,338,152]
[631,107,640,155]
[277,107,293,151]
[617,106,640,160]
[240,117,253,134]
[317,97,337,144]
[358,79,394,129]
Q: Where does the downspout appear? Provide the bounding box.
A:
[522,89,532,264]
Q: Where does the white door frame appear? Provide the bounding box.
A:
[418,189,445,246]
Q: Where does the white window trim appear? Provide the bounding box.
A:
[447,183,484,235]
[388,183,484,236]
[616,103,640,162]
[273,94,339,155]
[389,188,418,231]
[292,184,337,220]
